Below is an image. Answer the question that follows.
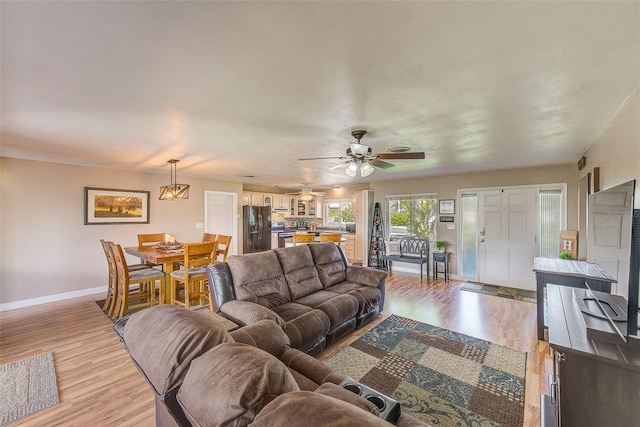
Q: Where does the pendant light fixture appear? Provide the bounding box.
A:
[159,159,190,200]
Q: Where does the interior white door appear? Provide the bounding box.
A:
[477,188,537,290]
[587,180,634,298]
[205,191,238,257]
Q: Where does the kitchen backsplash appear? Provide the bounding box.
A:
[284,217,323,229]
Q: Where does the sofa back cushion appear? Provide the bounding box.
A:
[308,242,347,288]
[122,305,234,396]
[274,245,323,300]
[177,343,300,427]
[228,251,291,308]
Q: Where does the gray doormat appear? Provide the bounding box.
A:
[0,352,60,426]
[460,282,537,304]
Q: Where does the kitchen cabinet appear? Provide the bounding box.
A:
[242,192,265,206]
[343,234,357,263]
[271,194,288,211]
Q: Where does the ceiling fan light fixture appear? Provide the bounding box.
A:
[159,159,190,200]
[350,143,369,157]
[299,191,313,201]
[360,162,375,177]
[345,161,358,177]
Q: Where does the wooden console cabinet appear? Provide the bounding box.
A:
[542,284,640,427]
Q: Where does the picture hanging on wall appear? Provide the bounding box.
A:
[439,199,455,215]
[84,187,150,225]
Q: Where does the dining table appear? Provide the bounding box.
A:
[124,246,185,303]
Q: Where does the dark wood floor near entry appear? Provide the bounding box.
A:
[0,271,552,426]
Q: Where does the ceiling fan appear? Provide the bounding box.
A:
[298,130,425,177]
[285,184,325,201]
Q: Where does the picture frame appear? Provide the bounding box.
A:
[439,199,455,215]
[84,187,150,225]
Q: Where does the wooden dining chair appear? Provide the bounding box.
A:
[319,233,342,243]
[170,241,216,310]
[292,233,315,246]
[100,239,150,317]
[137,233,167,248]
[109,242,166,319]
[215,235,232,261]
[202,232,218,243]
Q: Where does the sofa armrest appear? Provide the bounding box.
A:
[220,300,285,328]
[279,348,346,386]
[230,320,290,358]
[346,265,387,287]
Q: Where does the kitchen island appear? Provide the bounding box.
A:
[277,230,358,263]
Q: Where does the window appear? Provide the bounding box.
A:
[386,194,437,240]
[539,189,563,257]
[324,200,353,229]
[460,194,477,277]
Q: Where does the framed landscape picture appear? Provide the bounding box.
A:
[84,187,150,225]
[439,199,455,215]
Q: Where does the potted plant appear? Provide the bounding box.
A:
[559,251,573,260]
[435,240,447,252]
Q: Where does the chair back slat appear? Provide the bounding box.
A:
[138,233,166,249]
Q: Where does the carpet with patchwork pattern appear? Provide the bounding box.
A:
[324,314,526,427]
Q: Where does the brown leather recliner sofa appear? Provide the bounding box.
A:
[115,305,429,427]
[206,242,387,355]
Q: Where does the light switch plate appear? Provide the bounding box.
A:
[195,223,203,229]
[447,223,455,230]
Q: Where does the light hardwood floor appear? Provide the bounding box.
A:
[0,271,552,426]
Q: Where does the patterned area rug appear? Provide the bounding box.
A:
[325,315,526,427]
[460,282,537,304]
[0,352,60,426]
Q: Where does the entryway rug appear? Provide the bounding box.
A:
[0,352,60,426]
[324,314,526,427]
[460,282,537,304]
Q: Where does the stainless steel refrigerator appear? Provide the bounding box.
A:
[243,205,271,253]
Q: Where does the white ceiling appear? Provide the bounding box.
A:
[2,1,638,190]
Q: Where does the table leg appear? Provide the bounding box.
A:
[162,261,176,304]
[536,273,545,340]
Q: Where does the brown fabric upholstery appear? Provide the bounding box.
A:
[315,294,359,329]
[230,319,290,358]
[314,382,380,416]
[249,391,394,427]
[279,348,346,387]
[228,251,291,308]
[328,282,382,316]
[308,242,348,288]
[178,343,299,427]
[274,245,323,299]
[221,299,286,327]
[122,305,234,395]
[280,309,330,352]
[347,265,388,287]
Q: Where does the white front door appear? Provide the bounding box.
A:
[477,188,537,290]
[205,191,238,257]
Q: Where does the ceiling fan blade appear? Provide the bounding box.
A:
[329,160,351,170]
[377,152,425,160]
[370,159,395,169]
[298,156,344,161]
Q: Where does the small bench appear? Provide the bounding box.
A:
[382,237,430,280]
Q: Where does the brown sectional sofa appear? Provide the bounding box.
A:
[115,305,429,427]
[206,242,387,355]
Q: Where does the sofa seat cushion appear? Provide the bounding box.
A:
[327,282,381,316]
[296,291,359,329]
[177,342,299,427]
[278,309,331,352]
[228,251,291,308]
[293,290,340,308]
[308,243,348,288]
[274,245,324,300]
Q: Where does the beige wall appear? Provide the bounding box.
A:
[579,88,640,205]
[0,158,242,306]
[370,164,578,276]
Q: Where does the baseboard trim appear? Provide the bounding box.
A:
[0,286,107,312]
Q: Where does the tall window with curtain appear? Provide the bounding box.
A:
[539,189,563,258]
[386,194,437,240]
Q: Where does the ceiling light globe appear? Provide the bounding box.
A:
[345,162,358,177]
[360,162,375,177]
